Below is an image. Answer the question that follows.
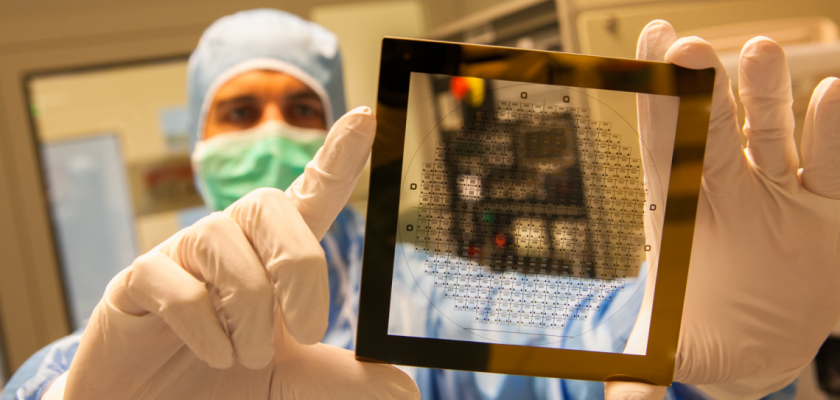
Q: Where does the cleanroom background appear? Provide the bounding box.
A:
[2,1,840,398]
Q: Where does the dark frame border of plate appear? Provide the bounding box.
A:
[356,37,714,386]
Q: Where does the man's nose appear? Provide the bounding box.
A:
[260,102,285,124]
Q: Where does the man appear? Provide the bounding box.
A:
[5,9,416,400]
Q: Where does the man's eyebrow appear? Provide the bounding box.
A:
[284,91,322,102]
[215,95,258,108]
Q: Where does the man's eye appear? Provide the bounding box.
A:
[293,105,316,118]
[228,107,255,123]
[282,100,325,129]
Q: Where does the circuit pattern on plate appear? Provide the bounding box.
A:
[412,100,646,327]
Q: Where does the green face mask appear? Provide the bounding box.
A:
[191,121,327,211]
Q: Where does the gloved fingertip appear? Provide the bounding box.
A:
[742,36,781,56]
[605,381,667,400]
[827,76,840,90]
[276,270,330,345]
[337,106,375,127]
[238,348,274,370]
[740,37,786,79]
[815,77,840,104]
[286,313,329,345]
[640,20,676,42]
[347,105,373,116]
[637,20,677,61]
[802,76,840,198]
[645,19,673,30]
[201,333,235,369]
[328,106,376,141]
[204,347,235,369]
[366,363,421,399]
[664,37,719,70]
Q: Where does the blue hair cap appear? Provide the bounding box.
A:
[187,9,346,152]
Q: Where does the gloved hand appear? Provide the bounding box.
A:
[606,20,840,400]
[44,107,419,400]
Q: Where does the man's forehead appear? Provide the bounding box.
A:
[213,69,319,102]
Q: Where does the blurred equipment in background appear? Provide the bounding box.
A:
[429,0,561,50]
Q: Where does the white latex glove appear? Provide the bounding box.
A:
[606,20,840,400]
[47,107,419,400]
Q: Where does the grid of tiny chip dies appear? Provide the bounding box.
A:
[412,100,647,328]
